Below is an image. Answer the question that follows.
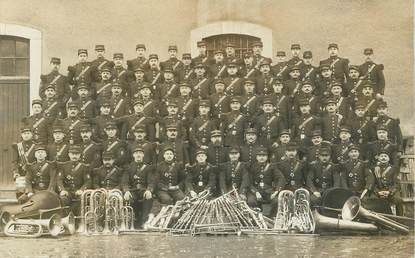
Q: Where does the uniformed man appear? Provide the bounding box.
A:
[209,79,231,119]
[367,125,399,166]
[240,51,259,80]
[57,145,91,210]
[255,98,286,146]
[332,126,354,164]
[371,150,403,216]
[128,66,147,99]
[276,142,307,191]
[340,144,374,198]
[77,82,98,119]
[160,45,183,76]
[42,83,65,119]
[306,147,341,205]
[219,146,250,197]
[123,146,155,227]
[271,51,289,80]
[20,145,56,203]
[321,98,345,142]
[39,57,70,103]
[291,99,321,145]
[319,43,349,83]
[303,130,332,164]
[268,79,290,123]
[192,40,214,67]
[328,82,353,119]
[251,40,269,69]
[12,126,36,198]
[144,54,163,88]
[91,45,110,79]
[67,49,97,97]
[102,121,128,166]
[60,101,85,145]
[292,80,321,116]
[189,62,211,100]
[207,130,229,167]
[240,127,263,168]
[255,59,274,95]
[23,99,51,144]
[287,44,303,67]
[270,130,292,163]
[155,67,179,115]
[300,51,318,85]
[284,65,302,98]
[92,151,124,190]
[127,44,149,72]
[373,101,403,150]
[178,53,195,82]
[79,123,102,169]
[112,53,134,94]
[109,82,131,118]
[128,127,157,165]
[91,100,115,142]
[247,147,285,216]
[156,146,186,205]
[355,81,381,119]
[185,149,216,198]
[223,59,243,95]
[93,66,113,103]
[345,65,363,98]
[359,48,385,97]
[241,79,261,121]
[139,84,158,118]
[158,124,190,166]
[158,100,187,142]
[47,125,69,163]
[224,42,243,66]
[348,102,377,144]
[176,82,198,122]
[221,96,248,146]
[210,49,228,79]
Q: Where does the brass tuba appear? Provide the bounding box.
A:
[291,188,315,233]
[4,213,62,238]
[274,190,294,231]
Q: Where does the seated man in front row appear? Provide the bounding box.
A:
[185,148,216,199]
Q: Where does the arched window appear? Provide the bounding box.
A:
[203,34,260,58]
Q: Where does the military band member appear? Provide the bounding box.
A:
[178,53,195,82]
[241,79,261,120]
[127,44,149,72]
[315,64,335,98]
[321,98,344,142]
[129,66,147,99]
[340,144,374,197]
[192,40,214,67]
[332,126,354,164]
[92,100,115,142]
[60,101,84,145]
[256,59,274,95]
[355,81,381,119]
[276,142,307,191]
[39,57,70,103]
[372,150,403,216]
[57,145,91,209]
[155,67,179,114]
[373,101,403,150]
[210,49,228,79]
[247,147,285,216]
[102,121,128,166]
[240,52,259,80]
[223,60,244,95]
[224,42,243,66]
[77,83,98,119]
[144,54,163,88]
[210,79,231,119]
[251,41,269,69]
[42,83,65,119]
[284,65,302,98]
[94,67,113,102]
[307,147,341,205]
[21,145,56,203]
[139,84,158,118]
[240,128,262,167]
[345,65,363,98]
[207,130,229,167]
[176,82,197,122]
[160,45,183,76]
[271,51,289,80]
[156,147,186,205]
[219,146,249,197]
[158,124,190,166]
[291,99,321,144]
[221,96,248,146]
[287,44,303,67]
[300,51,318,84]
[158,100,187,141]
[110,82,131,118]
[328,82,353,119]
[304,130,331,164]
[47,126,69,162]
[367,125,398,166]
[319,43,349,83]
[79,123,102,169]
[67,49,97,96]
[268,79,290,123]
[128,127,157,165]
[189,62,211,100]
[360,48,385,97]
[112,53,133,93]
[255,98,286,146]
[91,45,110,76]
[185,149,216,198]
[23,99,51,144]
[348,102,377,144]
[92,151,124,190]
[123,146,155,227]
[270,130,292,163]
[293,81,321,116]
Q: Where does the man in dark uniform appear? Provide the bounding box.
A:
[276,142,307,191]
[39,57,70,103]
[307,147,341,205]
[291,99,321,146]
[371,150,403,215]
[109,82,131,118]
[209,79,231,119]
[156,146,186,205]
[270,130,292,163]
[91,100,115,142]
[321,98,345,143]
[192,40,214,67]
[224,42,243,66]
[92,151,124,190]
[127,44,149,72]
[161,45,183,76]
[223,62,243,96]
[247,147,286,216]
[210,49,228,79]
[287,44,303,67]
[77,82,98,119]
[60,101,86,145]
[367,125,399,166]
[128,66,147,99]
[20,145,56,203]
[346,65,364,98]
[355,81,381,119]
[221,96,248,146]
[319,43,349,83]
[284,65,302,98]
[23,99,51,144]
[219,146,250,197]
[340,144,374,198]
[332,126,354,164]
[102,121,128,167]
[271,51,289,80]
[315,64,333,98]
[185,149,216,198]
[240,51,259,80]
[241,79,261,121]
[373,101,403,151]
[178,53,195,82]
[123,146,155,227]
[328,82,353,119]
[359,48,385,97]
[176,82,198,122]
[139,84,158,118]
[47,125,69,163]
[300,51,318,85]
[94,66,113,102]
[256,59,274,95]
[79,123,102,169]
[112,53,134,94]
[207,130,229,167]
[304,130,332,164]
[240,128,262,168]
[158,100,187,142]
[189,62,211,100]
[348,102,377,144]
[67,49,97,98]
[292,80,321,116]
[268,79,290,123]
[251,40,269,69]
[57,145,91,210]
[128,127,157,165]
[158,124,190,166]
[144,54,163,88]
[255,98,286,146]
[90,45,110,81]
[155,67,179,115]
[42,83,65,119]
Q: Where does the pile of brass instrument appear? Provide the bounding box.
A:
[77,188,135,235]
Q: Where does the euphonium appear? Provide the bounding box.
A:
[274,190,294,231]
[342,196,409,235]
[291,188,315,233]
[4,213,62,238]
[313,209,378,232]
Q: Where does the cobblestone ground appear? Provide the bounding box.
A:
[0,233,413,258]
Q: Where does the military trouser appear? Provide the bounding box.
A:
[247,189,278,217]
[60,192,81,216]
[157,189,185,205]
[130,190,153,226]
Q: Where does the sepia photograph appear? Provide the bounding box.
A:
[0,0,413,257]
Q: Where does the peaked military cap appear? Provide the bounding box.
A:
[328,43,338,49]
[364,48,374,55]
[113,53,124,59]
[95,45,105,51]
[303,51,313,58]
[291,44,301,50]
[50,57,61,64]
[136,44,146,50]
[78,49,88,55]
[276,51,286,57]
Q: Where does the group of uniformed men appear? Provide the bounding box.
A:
[12,40,405,228]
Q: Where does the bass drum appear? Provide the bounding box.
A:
[321,187,354,218]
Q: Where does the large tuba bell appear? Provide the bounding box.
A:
[274,190,294,231]
[342,196,409,235]
[4,213,62,238]
[313,209,378,232]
